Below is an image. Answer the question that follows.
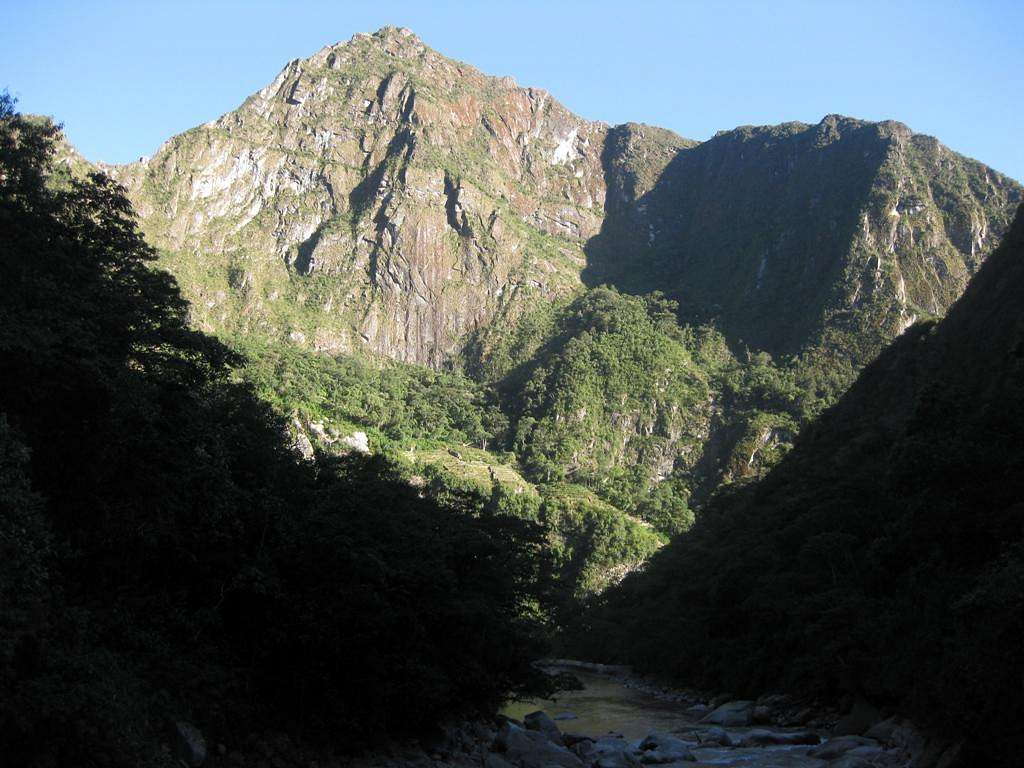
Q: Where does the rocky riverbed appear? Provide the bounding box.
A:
[496,666,924,768]
[348,663,961,768]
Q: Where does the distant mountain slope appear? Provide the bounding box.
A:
[103,27,1020,375]
[588,117,1021,378]
[573,203,1024,764]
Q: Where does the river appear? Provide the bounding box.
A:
[502,669,835,767]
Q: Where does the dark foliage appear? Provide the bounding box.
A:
[0,94,549,766]
[572,204,1024,764]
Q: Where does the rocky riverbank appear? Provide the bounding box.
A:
[379,663,964,768]
[195,662,963,768]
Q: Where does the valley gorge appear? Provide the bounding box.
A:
[3,20,1024,768]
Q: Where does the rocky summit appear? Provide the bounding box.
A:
[106,26,1021,371]
[109,26,609,366]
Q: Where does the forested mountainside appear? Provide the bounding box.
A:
[464,288,806,514]
[0,95,555,767]
[571,203,1024,765]
[4,19,1024,768]
[90,28,1019,550]
[588,117,1020,380]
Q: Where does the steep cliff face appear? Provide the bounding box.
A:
[93,26,1022,517]
[111,26,619,365]
[587,117,1022,370]
[109,27,1020,374]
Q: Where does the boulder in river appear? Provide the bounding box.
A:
[833,697,882,737]
[807,735,879,760]
[738,729,820,747]
[700,700,754,727]
[708,693,735,709]
[683,703,709,719]
[493,722,582,768]
[524,710,564,745]
[863,716,899,743]
[785,707,816,726]
[584,735,638,768]
[637,732,696,763]
[696,727,732,747]
[562,733,593,748]
[888,720,926,756]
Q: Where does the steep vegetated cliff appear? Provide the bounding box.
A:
[95,26,1021,587]
[110,26,609,366]
[108,28,1019,512]
[112,29,1019,375]
[573,204,1024,765]
[465,287,805,519]
[588,117,1021,401]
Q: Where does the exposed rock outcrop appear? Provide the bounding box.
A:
[103,27,1020,373]
[109,26,610,366]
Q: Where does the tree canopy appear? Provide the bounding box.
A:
[0,93,552,767]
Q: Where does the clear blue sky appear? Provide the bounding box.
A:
[3,0,1022,180]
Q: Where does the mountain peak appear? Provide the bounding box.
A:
[106,31,1021,374]
[303,26,430,73]
[371,25,420,42]
[341,25,424,50]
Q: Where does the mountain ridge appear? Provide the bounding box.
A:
[96,26,1020,375]
[64,25,1019,536]
[588,112,1020,371]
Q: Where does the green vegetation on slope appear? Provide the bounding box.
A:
[230,335,664,608]
[224,283,812,592]
[0,96,554,766]
[411,461,664,625]
[237,337,505,449]
[572,204,1024,765]
[171,256,843,616]
[466,286,811,532]
[587,116,1022,411]
[503,289,712,499]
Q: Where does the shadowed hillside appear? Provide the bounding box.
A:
[572,203,1024,764]
[587,117,1021,392]
[0,94,554,767]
